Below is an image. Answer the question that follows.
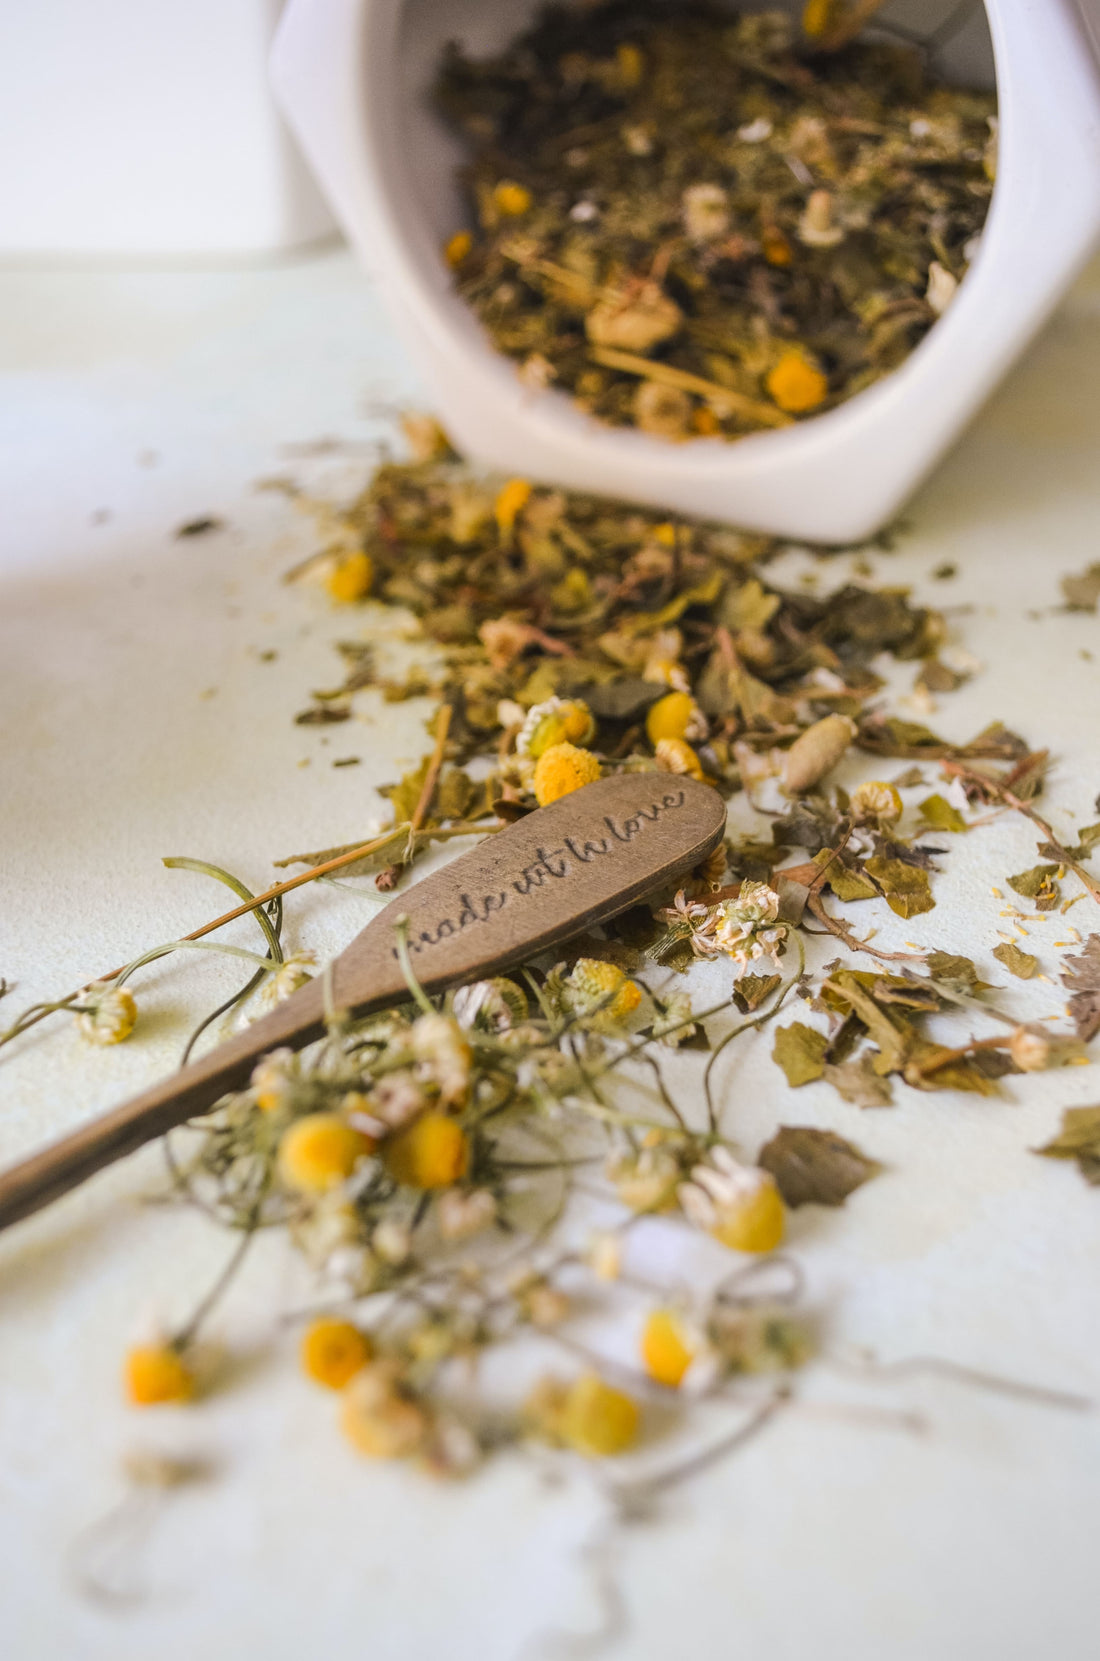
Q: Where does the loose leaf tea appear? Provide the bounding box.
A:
[758,1125,880,1206]
[435,0,995,440]
[1035,1106,1100,1186]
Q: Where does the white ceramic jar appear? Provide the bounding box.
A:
[273,0,1100,540]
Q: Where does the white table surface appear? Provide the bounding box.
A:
[2,247,1100,1661]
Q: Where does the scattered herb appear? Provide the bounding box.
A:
[992,941,1039,981]
[1035,1106,1100,1185]
[758,1125,880,1207]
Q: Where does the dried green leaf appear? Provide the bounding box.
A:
[758,1127,881,1208]
[865,856,935,918]
[733,973,781,1014]
[822,971,912,1075]
[814,849,879,902]
[992,941,1039,980]
[822,1057,894,1109]
[1006,864,1061,907]
[380,756,432,826]
[925,951,982,993]
[918,793,968,833]
[1034,1105,1100,1184]
[576,677,664,721]
[772,1023,830,1087]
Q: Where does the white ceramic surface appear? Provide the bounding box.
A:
[271,0,1100,540]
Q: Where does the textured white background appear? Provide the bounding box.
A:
[2,248,1100,1660]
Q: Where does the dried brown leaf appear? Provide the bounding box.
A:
[758,1126,881,1208]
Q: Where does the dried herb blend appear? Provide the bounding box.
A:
[435,1,995,440]
[5,428,1096,1500]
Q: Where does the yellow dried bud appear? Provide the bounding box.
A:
[766,349,829,414]
[383,1112,469,1189]
[324,548,373,603]
[301,1318,372,1390]
[125,1344,194,1407]
[492,180,533,217]
[641,1309,695,1388]
[494,476,532,536]
[646,690,705,745]
[532,741,601,806]
[443,229,472,268]
[559,1373,639,1457]
[278,1114,374,1194]
[655,736,705,780]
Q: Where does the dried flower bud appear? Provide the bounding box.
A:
[412,1012,472,1107]
[586,280,683,353]
[797,188,844,247]
[655,736,705,780]
[782,713,856,794]
[532,741,601,806]
[437,1187,498,1241]
[341,1361,429,1459]
[76,982,137,1046]
[682,182,730,242]
[633,381,693,440]
[373,1218,413,1264]
[849,779,903,823]
[926,260,959,316]
[679,1148,785,1253]
[1010,1025,1087,1072]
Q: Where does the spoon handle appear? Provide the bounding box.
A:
[0,977,330,1233]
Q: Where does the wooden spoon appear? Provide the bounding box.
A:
[0,774,725,1233]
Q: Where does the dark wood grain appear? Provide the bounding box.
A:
[0,774,725,1233]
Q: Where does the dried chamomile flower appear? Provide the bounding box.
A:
[370,1072,427,1131]
[1009,1026,1087,1073]
[586,279,682,354]
[383,1112,469,1189]
[436,1187,497,1241]
[443,229,472,268]
[645,690,707,746]
[259,950,316,1010]
[633,381,693,440]
[655,737,705,781]
[124,1343,194,1407]
[607,1143,681,1214]
[278,1113,374,1195]
[526,1372,640,1458]
[324,548,373,604]
[341,1360,430,1459]
[532,742,601,806]
[766,349,829,414]
[411,1012,472,1107]
[251,1047,298,1113]
[560,958,642,1029]
[301,1318,372,1390]
[76,981,137,1046]
[650,991,697,1048]
[641,1309,697,1388]
[517,696,596,759]
[682,182,730,243]
[452,977,528,1033]
[849,780,903,824]
[679,1148,785,1254]
[492,180,533,218]
[494,477,532,537]
[373,1218,413,1265]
